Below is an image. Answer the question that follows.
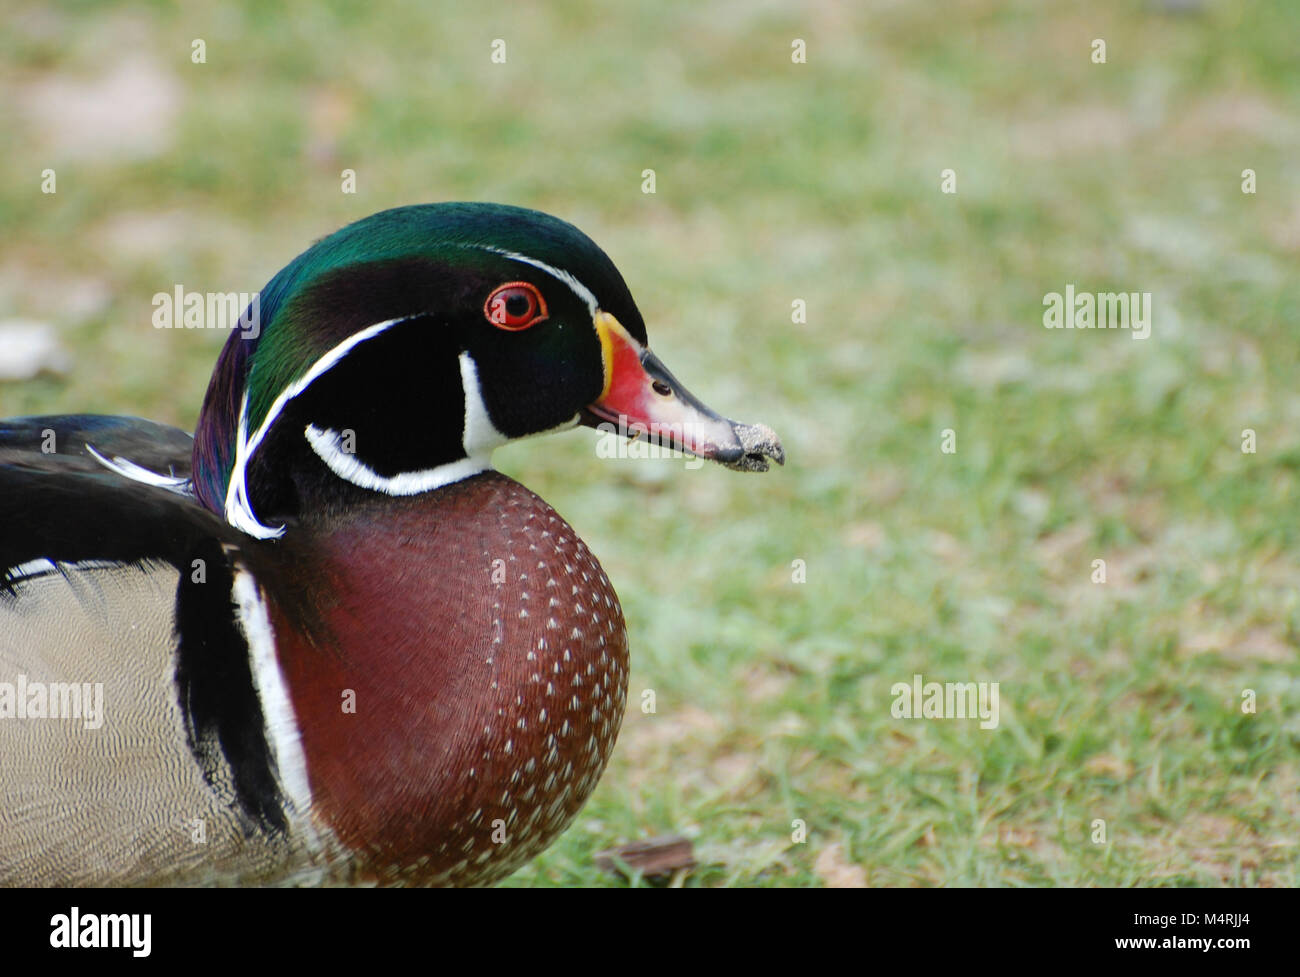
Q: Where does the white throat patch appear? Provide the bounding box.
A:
[302,351,502,497]
[221,290,587,538]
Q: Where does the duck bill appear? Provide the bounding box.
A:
[580,312,784,472]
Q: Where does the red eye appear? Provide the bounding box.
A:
[485,281,548,331]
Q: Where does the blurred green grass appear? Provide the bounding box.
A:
[2,0,1298,886]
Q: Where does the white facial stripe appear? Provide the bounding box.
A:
[224,316,411,539]
[230,568,316,828]
[305,425,491,495]
[476,246,599,317]
[222,304,590,532]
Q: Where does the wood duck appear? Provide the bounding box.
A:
[0,203,783,886]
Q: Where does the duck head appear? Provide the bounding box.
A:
[191,203,784,538]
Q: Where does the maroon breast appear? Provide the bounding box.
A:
[266,471,630,885]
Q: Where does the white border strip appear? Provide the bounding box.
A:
[231,568,316,823]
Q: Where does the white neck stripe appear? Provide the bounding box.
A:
[223,317,412,538]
